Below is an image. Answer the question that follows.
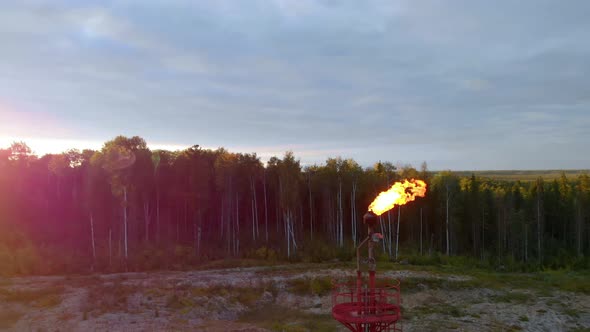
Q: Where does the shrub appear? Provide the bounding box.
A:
[288,277,333,296]
[299,238,343,263]
[246,246,278,261]
[0,310,23,329]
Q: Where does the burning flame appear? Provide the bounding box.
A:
[368,179,427,216]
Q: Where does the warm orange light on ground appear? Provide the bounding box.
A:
[368,179,427,215]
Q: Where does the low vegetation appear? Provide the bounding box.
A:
[83,281,140,315]
[239,304,338,332]
[490,291,533,304]
[0,285,64,308]
[288,276,333,296]
[409,303,468,318]
[0,310,23,329]
[0,262,587,331]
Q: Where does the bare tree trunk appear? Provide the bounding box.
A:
[473,222,477,257]
[108,228,112,267]
[576,198,582,257]
[184,200,188,240]
[338,179,343,247]
[220,198,225,240]
[387,211,392,258]
[524,225,529,263]
[279,178,283,237]
[264,172,269,243]
[196,210,202,257]
[503,207,507,256]
[329,195,335,243]
[420,207,423,256]
[197,223,202,257]
[118,224,122,258]
[290,210,298,251]
[251,190,256,242]
[223,197,229,255]
[250,177,256,241]
[144,201,150,243]
[497,205,502,259]
[253,178,259,240]
[333,196,337,243]
[123,187,128,260]
[308,173,313,241]
[176,207,180,244]
[351,181,357,246]
[446,187,450,256]
[236,192,240,256]
[156,187,160,244]
[285,211,290,258]
[275,202,280,235]
[379,215,387,253]
[430,233,434,255]
[481,207,485,260]
[193,215,197,254]
[231,195,235,256]
[396,207,401,260]
[90,213,96,261]
[299,204,304,233]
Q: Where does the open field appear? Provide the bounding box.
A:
[1,263,589,332]
[452,169,589,181]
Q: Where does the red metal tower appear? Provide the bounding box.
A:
[332,211,402,332]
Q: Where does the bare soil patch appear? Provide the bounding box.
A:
[0,265,588,331]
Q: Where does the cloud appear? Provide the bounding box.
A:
[0,0,589,169]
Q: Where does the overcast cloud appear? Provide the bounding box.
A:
[1,0,589,169]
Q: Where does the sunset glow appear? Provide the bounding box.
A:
[0,136,190,156]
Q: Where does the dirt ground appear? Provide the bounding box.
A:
[0,264,589,332]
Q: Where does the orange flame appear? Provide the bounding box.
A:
[368,179,427,216]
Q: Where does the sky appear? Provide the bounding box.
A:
[0,0,589,170]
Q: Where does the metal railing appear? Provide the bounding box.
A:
[332,279,402,332]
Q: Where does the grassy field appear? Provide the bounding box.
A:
[451,169,589,181]
[1,261,589,331]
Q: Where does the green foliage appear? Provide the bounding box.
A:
[196,258,277,270]
[490,291,533,304]
[131,247,167,271]
[171,245,196,269]
[188,285,266,306]
[288,277,333,296]
[166,293,195,309]
[453,170,586,181]
[0,228,40,276]
[390,265,590,296]
[246,247,278,261]
[563,308,580,318]
[239,304,338,332]
[0,285,64,307]
[234,287,264,306]
[299,238,340,263]
[336,246,354,262]
[0,310,23,329]
[2,134,590,276]
[409,303,467,318]
[84,281,138,314]
[396,251,590,273]
[543,252,590,271]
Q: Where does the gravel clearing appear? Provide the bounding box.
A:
[0,265,588,331]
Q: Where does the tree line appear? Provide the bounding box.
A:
[0,136,588,275]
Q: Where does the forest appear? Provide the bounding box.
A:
[0,135,589,275]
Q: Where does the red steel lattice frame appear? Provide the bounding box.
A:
[332,278,402,332]
[332,211,403,332]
